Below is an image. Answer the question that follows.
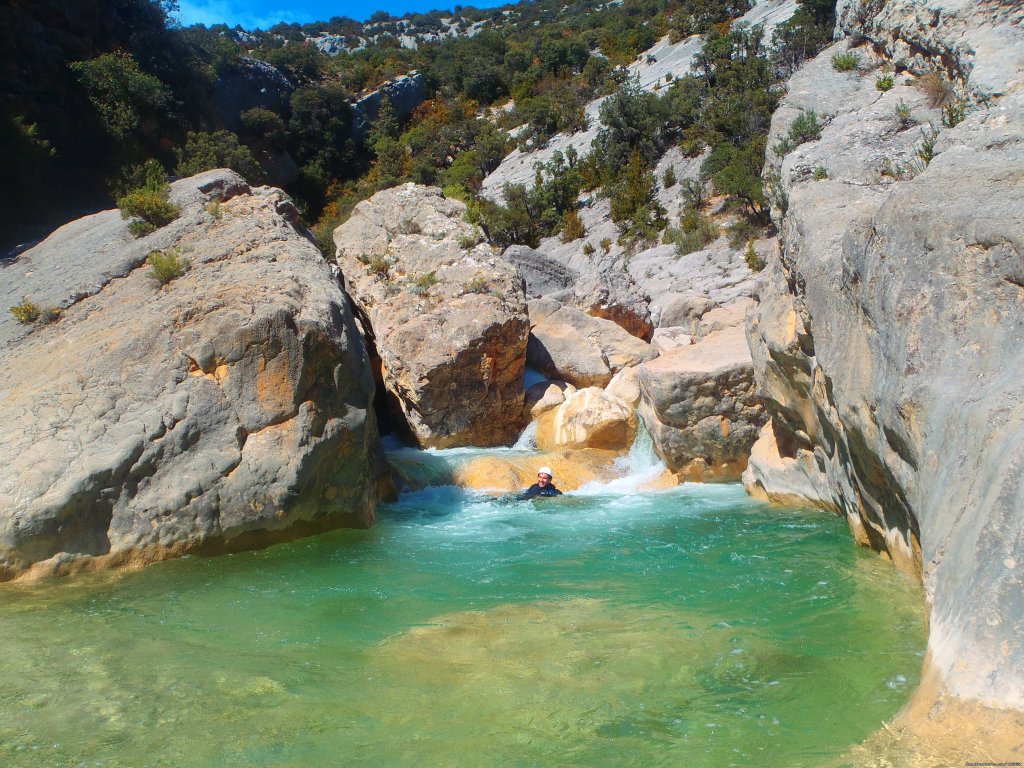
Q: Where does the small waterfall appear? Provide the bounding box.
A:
[575,420,667,495]
[625,418,660,474]
[512,419,538,451]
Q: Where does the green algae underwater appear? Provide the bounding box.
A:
[0,446,925,767]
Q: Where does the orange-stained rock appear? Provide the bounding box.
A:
[535,388,636,452]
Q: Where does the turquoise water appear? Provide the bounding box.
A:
[0,454,925,767]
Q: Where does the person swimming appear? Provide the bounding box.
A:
[520,466,563,498]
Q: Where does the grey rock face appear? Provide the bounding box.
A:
[0,170,388,580]
[213,57,294,132]
[501,245,578,297]
[638,325,765,480]
[507,237,655,339]
[746,3,1024,711]
[527,304,657,388]
[351,72,427,139]
[334,184,529,448]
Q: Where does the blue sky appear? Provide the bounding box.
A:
[175,0,510,28]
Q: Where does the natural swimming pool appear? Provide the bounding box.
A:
[0,443,925,767]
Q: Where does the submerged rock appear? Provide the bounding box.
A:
[334,184,529,448]
[638,325,765,481]
[0,169,388,580]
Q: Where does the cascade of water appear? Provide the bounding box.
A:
[625,418,660,474]
[573,420,667,495]
[511,419,538,451]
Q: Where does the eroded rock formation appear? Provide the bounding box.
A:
[746,0,1024,726]
[334,184,529,448]
[0,170,389,580]
[639,325,766,481]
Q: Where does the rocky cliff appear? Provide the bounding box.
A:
[334,184,530,448]
[745,0,1024,746]
[0,170,389,580]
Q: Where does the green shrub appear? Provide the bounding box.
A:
[147,248,191,285]
[561,209,585,242]
[118,180,180,237]
[915,125,940,167]
[744,240,766,272]
[894,99,914,129]
[112,159,168,200]
[831,51,861,72]
[727,216,763,249]
[463,276,490,294]
[174,130,265,183]
[411,271,439,295]
[812,166,828,180]
[583,241,596,255]
[774,109,822,156]
[69,51,170,140]
[662,166,677,188]
[206,199,223,220]
[600,238,612,253]
[875,74,895,91]
[943,99,967,128]
[663,207,717,256]
[10,298,40,324]
[357,253,392,280]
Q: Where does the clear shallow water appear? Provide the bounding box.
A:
[0,469,925,767]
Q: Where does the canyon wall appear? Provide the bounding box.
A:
[746,0,1024,721]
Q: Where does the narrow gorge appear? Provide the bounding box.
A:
[0,0,1022,764]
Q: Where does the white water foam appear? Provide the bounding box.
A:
[511,419,538,450]
[572,421,668,496]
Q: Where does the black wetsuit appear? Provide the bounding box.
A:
[520,483,563,499]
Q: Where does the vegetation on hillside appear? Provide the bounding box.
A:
[1,0,836,253]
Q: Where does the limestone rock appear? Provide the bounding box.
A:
[527,304,657,388]
[351,72,427,139]
[535,388,637,452]
[571,270,653,340]
[501,245,578,297]
[651,327,693,355]
[0,170,388,580]
[638,325,766,481]
[696,298,754,340]
[605,365,642,408]
[213,57,294,133]
[503,246,653,338]
[334,184,529,448]
[524,380,575,420]
[747,0,1024,717]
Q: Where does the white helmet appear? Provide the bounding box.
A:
[537,466,554,479]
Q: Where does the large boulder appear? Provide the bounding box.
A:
[535,387,637,452]
[334,184,529,448]
[0,170,388,581]
[638,325,766,481]
[501,245,578,298]
[502,246,653,338]
[747,0,1024,745]
[527,303,657,388]
[572,270,653,340]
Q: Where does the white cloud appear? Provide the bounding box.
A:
[175,0,314,30]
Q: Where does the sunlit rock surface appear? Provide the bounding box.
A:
[0,170,388,580]
[334,184,529,448]
[746,0,1024,730]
